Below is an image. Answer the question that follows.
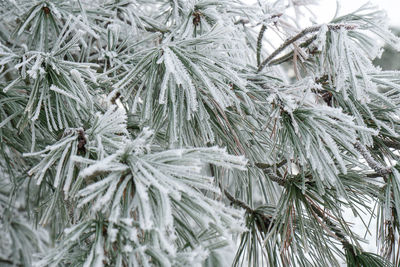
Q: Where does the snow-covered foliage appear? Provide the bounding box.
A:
[1,0,400,266]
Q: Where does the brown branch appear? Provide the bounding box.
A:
[268,35,317,66]
[224,189,253,213]
[265,169,287,186]
[307,199,353,250]
[0,256,20,266]
[234,19,250,25]
[366,173,384,178]
[256,25,267,67]
[382,139,400,150]
[255,159,287,169]
[257,24,357,72]
[224,189,273,226]
[255,163,288,186]
[354,141,392,177]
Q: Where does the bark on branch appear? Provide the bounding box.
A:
[354,141,392,177]
[257,24,357,72]
[224,189,273,227]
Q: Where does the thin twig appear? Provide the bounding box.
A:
[255,159,287,169]
[224,189,272,224]
[234,19,249,25]
[268,36,317,66]
[266,170,287,186]
[224,189,252,213]
[255,163,287,186]
[257,24,357,72]
[308,201,352,248]
[256,25,267,67]
[257,25,320,72]
[354,141,392,177]
[382,139,400,150]
[0,256,21,266]
[208,96,245,155]
[366,173,383,178]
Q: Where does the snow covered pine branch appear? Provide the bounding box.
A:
[1,1,400,266]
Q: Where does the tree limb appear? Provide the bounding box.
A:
[255,162,288,186]
[354,141,392,177]
[224,189,273,225]
[256,25,267,67]
[257,24,357,72]
[308,201,352,249]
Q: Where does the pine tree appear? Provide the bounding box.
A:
[1,0,400,266]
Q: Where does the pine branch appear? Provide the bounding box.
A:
[0,256,20,266]
[225,187,354,253]
[354,142,392,177]
[224,189,253,213]
[256,25,267,67]
[116,11,170,33]
[224,189,273,226]
[255,165,361,249]
[257,24,357,72]
[2,1,399,265]
[268,35,317,66]
[308,201,352,248]
[255,159,288,169]
[255,162,288,186]
[382,139,400,150]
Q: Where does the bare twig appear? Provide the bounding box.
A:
[224,189,273,225]
[255,159,287,169]
[257,25,320,72]
[382,139,400,150]
[256,25,267,67]
[255,163,287,186]
[257,24,357,72]
[234,19,249,25]
[0,256,21,266]
[354,141,392,177]
[308,200,352,248]
[268,35,317,66]
[224,189,252,213]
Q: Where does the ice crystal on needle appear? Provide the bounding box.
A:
[2,1,400,266]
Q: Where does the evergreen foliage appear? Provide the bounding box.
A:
[1,1,400,266]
